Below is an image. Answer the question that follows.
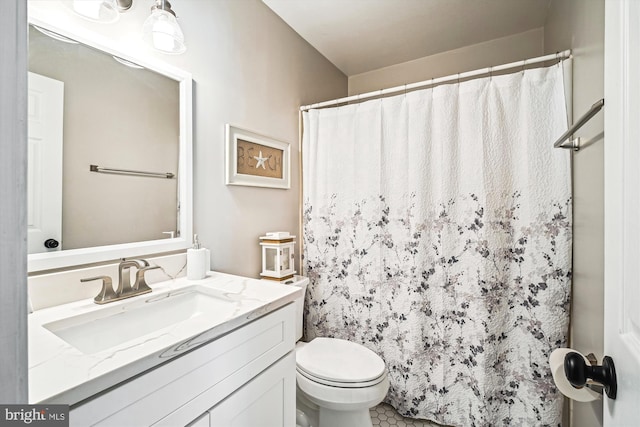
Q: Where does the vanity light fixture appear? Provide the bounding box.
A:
[142,0,187,54]
[71,0,186,55]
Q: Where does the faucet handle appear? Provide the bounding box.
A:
[119,258,149,268]
[81,275,116,305]
[136,258,150,268]
[134,265,160,293]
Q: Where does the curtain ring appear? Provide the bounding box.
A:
[489,66,492,81]
[457,73,460,85]
[522,58,526,75]
[404,84,407,97]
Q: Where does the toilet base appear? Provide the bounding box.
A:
[296,383,377,427]
[296,393,374,427]
[296,384,320,427]
[318,406,373,427]
[296,385,319,427]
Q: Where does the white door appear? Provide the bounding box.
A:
[27,72,64,254]
[604,0,640,424]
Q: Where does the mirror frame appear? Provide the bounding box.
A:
[27,10,193,272]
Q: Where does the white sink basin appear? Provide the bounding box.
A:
[43,286,237,354]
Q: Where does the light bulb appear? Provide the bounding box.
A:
[152,16,175,52]
[143,8,186,54]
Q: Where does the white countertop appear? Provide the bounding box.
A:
[28,272,301,405]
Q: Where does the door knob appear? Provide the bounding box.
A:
[564,352,617,399]
[44,238,59,249]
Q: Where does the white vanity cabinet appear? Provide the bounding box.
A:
[69,303,296,427]
[204,352,295,426]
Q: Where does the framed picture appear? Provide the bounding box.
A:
[225,124,291,189]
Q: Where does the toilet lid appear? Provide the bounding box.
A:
[296,337,386,383]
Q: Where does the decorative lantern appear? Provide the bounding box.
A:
[259,232,296,281]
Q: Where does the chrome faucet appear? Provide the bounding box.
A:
[81,258,159,304]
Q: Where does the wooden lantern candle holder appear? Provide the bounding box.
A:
[259,232,296,281]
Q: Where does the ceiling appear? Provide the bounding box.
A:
[262,0,551,76]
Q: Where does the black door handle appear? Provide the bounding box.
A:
[564,352,617,399]
[44,238,59,249]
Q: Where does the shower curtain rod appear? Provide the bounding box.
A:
[300,49,572,111]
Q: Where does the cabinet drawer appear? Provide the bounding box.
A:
[70,303,295,427]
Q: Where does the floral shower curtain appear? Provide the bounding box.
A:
[302,63,572,426]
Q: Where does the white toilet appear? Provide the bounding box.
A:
[286,276,390,427]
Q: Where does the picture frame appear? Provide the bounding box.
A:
[225,124,291,189]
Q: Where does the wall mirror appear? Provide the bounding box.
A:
[27,14,192,272]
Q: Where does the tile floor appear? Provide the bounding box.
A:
[370,403,443,427]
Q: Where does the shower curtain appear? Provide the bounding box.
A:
[302,63,571,426]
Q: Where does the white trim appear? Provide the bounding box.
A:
[300,50,572,111]
[604,0,640,422]
[0,0,28,403]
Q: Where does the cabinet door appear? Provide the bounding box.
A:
[208,352,296,427]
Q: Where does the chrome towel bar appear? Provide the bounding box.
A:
[554,98,604,150]
[89,164,175,179]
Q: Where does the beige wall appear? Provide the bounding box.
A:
[184,0,346,277]
[348,28,543,95]
[544,1,605,427]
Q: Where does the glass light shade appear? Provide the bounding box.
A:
[72,0,119,23]
[143,9,186,54]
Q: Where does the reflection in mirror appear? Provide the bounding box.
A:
[27,18,192,272]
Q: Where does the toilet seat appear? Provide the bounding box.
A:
[296,337,386,388]
[296,366,387,388]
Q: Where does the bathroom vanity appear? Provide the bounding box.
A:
[28,272,301,426]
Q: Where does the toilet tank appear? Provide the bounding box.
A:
[282,275,309,342]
